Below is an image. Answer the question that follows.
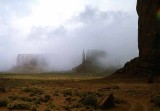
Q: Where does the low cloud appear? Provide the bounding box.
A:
[0,4,138,71]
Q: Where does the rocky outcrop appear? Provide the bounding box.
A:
[114,0,160,76]
[17,54,33,66]
[17,54,46,66]
[10,54,48,73]
[73,50,106,73]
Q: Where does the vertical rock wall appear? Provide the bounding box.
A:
[114,0,160,75]
[137,0,160,61]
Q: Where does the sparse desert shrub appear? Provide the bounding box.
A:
[39,95,51,103]
[54,90,59,93]
[7,100,32,110]
[63,105,71,111]
[95,91,104,98]
[97,86,120,92]
[73,89,83,97]
[20,96,32,102]
[21,87,32,92]
[53,90,60,96]
[0,98,9,107]
[151,96,160,107]
[63,89,73,96]
[53,93,59,96]
[114,98,127,104]
[80,93,97,107]
[32,97,41,105]
[22,87,43,95]
[63,89,82,97]
[8,94,19,101]
[44,95,51,102]
[44,101,55,111]
[48,101,55,108]
[70,103,82,109]
[29,104,37,111]
[8,95,41,108]
[65,97,72,102]
[112,86,120,90]
[44,108,51,111]
[30,92,37,97]
[65,97,76,103]
[0,87,6,92]
[85,106,92,110]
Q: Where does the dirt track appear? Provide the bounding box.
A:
[124,97,148,111]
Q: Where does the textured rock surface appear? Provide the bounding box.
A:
[114,0,160,75]
[137,0,160,61]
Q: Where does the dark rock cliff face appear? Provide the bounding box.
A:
[137,0,160,61]
[114,0,160,76]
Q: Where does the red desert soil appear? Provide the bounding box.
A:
[0,75,160,111]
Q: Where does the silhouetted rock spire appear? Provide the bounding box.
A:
[82,49,86,64]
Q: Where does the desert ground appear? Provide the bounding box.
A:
[0,73,160,111]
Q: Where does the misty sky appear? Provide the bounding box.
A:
[0,0,138,71]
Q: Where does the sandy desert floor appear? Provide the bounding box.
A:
[0,73,160,111]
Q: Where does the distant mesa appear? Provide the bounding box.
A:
[16,54,46,66]
[10,54,48,73]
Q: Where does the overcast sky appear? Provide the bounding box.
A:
[0,0,138,71]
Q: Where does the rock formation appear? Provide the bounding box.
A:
[99,94,115,109]
[114,0,160,76]
[16,54,46,66]
[73,50,106,73]
[11,54,48,73]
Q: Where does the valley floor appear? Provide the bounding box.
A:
[0,73,160,111]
